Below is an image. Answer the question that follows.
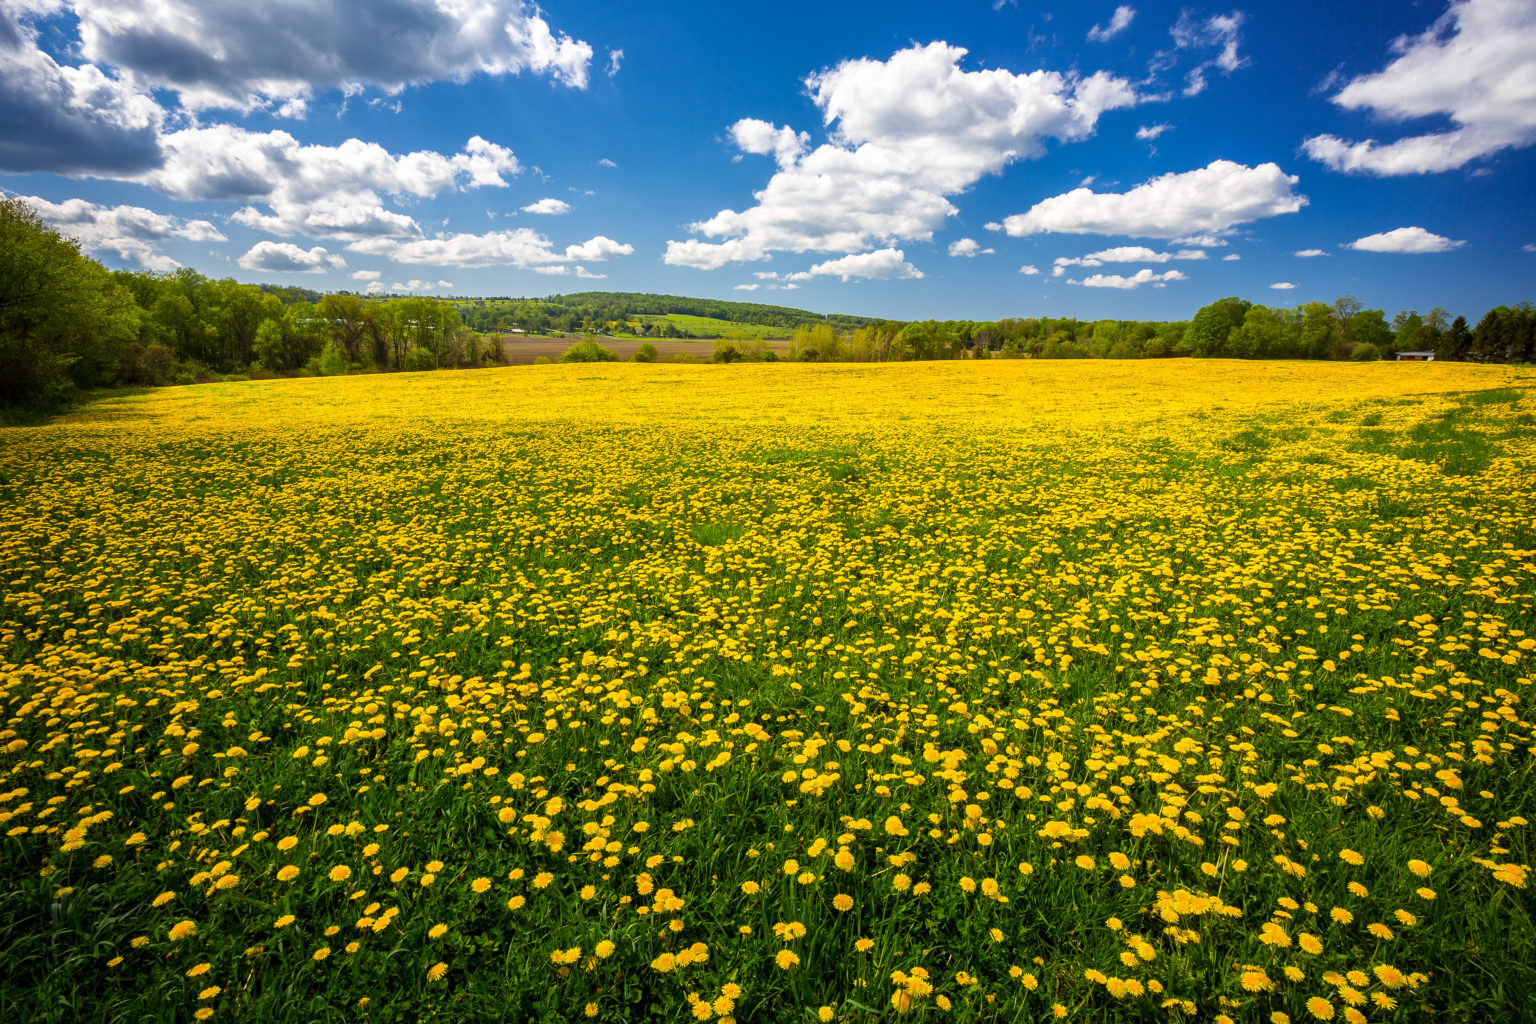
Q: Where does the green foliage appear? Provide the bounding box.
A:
[559,339,619,363]
[402,347,438,372]
[1184,297,1251,356]
[0,197,140,407]
[316,342,349,376]
[632,342,658,363]
[1350,342,1381,362]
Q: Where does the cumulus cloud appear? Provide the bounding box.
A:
[666,42,1140,269]
[729,119,810,169]
[1294,248,1328,257]
[19,194,224,271]
[733,283,760,291]
[1222,252,1241,260]
[1050,245,1206,274]
[1088,6,1136,42]
[63,0,593,114]
[1303,0,1536,175]
[998,159,1305,240]
[134,128,520,244]
[948,237,994,257]
[0,10,163,174]
[349,228,633,269]
[574,266,605,279]
[1523,243,1536,253]
[1345,226,1466,253]
[785,248,925,282]
[388,279,449,293]
[351,269,380,280]
[1019,264,1041,275]
[1072,268,1187,288]
[1135,122,1170,140]
[521,197,572,215]
[238,240,345,273]
[1270,281,1297,289]
[1171,10,1246,96]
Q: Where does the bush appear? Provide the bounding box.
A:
[1350,343,1381,362]
[532,356,552,365]
[402,347,437,372]
[633,342,659,363]
[560,339,619,363]
[712,339,741,363]
[317,342,349,376]
[117,343,177,386]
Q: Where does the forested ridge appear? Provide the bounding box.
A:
[3,197,1533,410]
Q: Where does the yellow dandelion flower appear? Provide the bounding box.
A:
[427,961,448,982]
[169,920,197,942]
[775,949,799,970]
[833,893,854,911]
[471,877,492,894]
[328,865,351,883]
[1306,997,1334,1020]
[312,947,330,961]
[428,923,448,939]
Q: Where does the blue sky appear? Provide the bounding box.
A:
[2,0,1533,322]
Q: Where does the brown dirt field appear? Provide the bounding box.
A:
[494,335,790,364]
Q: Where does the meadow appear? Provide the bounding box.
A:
[1,360,1533,1024]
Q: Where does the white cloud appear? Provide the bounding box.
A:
[532,266,568,275]
[1222,252,1241,260]
[948,237,994,257]
[351,269,380,281]
[785,248,924,282]
[999,159,1305,240]
[1171,10,1246,95]
[666,42,1140,268]
[19,194,224,271]
[729,119,810,169]
[607,49,624,77]
[61,0,592,115]
[574,267,606,279]
[1019,264,1041,275]
[733,283,761,291]
[1088,6,1136,42]
[1072,268,1187,288]
[1270,281,1297,289]
[134,128,519,244]
[1051,245,1206,274]
[1523,243,1536,252]
[238,240,344,273]
[1135,122,1171,140]
[521,198,572,215]
[350,228,633,269]
[388,279,447,293]
[1294,248,1328,257]
[1345,226,1466,253]
[1303,0,1536,175]
[598,158,618,168]
[0,11,163,174]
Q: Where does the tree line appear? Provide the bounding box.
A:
[3,197,1531,409]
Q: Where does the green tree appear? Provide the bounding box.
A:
[1184,297,1251,356]
[0,197,141,406]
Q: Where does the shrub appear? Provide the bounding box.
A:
[1350,343,1381,362]
[560,339,619,363]
[633,342,659,363]
[317,342,349,376]
[402,347,437,372]
[532,355,552,365]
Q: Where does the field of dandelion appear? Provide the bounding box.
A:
[2,360,1535,1024]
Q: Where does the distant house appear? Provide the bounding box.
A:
[1395,351,1435,361]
